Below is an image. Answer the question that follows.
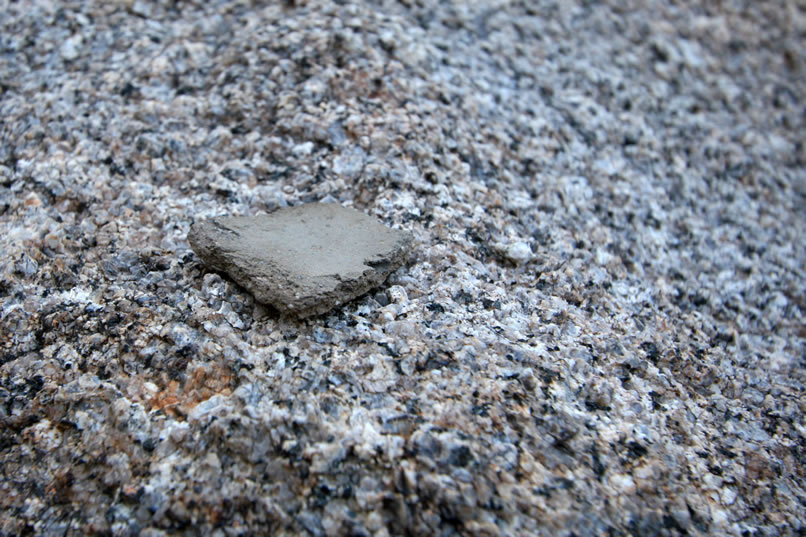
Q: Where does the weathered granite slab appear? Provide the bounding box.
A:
[1,1,804,535]
[188,204,412,317]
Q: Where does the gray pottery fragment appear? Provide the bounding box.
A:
[188,204,412,318]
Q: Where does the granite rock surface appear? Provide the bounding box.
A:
[188,204,413,318]
[1,1,805,536]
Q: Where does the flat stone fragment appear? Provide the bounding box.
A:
[188,204,413,318]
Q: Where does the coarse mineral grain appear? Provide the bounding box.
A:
[188,204,412,317]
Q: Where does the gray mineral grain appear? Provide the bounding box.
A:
[188,204,412,317]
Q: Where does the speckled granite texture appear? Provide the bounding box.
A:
[1,1,804,536]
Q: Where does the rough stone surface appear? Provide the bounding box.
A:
[188,204,412,317]
[1,1,805,536]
